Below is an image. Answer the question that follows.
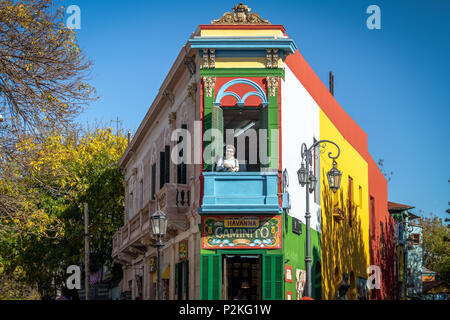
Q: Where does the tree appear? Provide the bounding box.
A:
[0,127,127,297]
[420,214,450,281]
[0,0,96,238]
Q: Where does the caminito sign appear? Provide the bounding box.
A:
[202,215,281,249]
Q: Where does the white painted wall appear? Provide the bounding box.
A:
[281,65,322,232]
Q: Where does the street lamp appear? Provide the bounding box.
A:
[150,204,168,300]
[298,140,342,298]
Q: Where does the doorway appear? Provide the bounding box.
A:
[223,255,261,300]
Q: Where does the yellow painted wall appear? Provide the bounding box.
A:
[319,110,370,300]
[200,29,284,37]
[214,57,284,69]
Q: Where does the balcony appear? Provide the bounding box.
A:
[199,172,281,214]
[112,182,196,262]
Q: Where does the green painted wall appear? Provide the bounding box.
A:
[282,213,322,300]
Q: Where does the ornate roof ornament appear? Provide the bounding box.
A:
[212,3,270,25]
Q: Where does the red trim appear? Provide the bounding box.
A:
[199,24,287,35]
[286,290,293,300]
[285,265,293,283]
[285,51,368,160]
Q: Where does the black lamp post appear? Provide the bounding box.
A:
[297,140,342,298]
[150,205,168,300]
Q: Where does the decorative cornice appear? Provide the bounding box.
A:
[203,77,216,98]
[201,49,216,69]
[163,89,175,104]
[187,82,197,102]
[200,68,285,79]
[266,49,279,68]
[189,38,297,55]
[212,3,270,25]
[168,112,177,129]
[266,76,279,97]
[183,56,196,77]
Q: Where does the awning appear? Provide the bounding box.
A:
[152,265,170,283]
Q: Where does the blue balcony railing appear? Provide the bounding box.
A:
[198,172,281,214]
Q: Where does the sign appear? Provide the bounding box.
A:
[149,257,157,273]
[296,269,306,300]
[179,240,188,261]
[285,265,293,283]
[202,215,281,249]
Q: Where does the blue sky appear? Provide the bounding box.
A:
[62,0,450,220]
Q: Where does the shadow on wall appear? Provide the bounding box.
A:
[321,176,369,300]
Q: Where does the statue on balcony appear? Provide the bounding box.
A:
[216,145,239,172]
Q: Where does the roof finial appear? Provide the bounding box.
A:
[212,3,270,25]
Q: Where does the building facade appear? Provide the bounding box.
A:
[388,201,423,299]
[112,4,395,300]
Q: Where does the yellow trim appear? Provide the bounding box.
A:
[200,30,284,37]
[213,57,284,69]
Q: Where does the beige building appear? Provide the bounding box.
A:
[112,41,202,300]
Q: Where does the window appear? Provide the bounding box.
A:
[177,124,187,184]
[129,192,134,218]
[370,196,375,236]
[175,260,189,300]
[151,164,156,200]
[222,108,265,172]
[348,177,353,227]
[139,179,143,210]
[359,186,362,210]
[380,222,386,257]
[159,146,170,189]
[410,233,420,245]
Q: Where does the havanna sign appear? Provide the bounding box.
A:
[202,215,281,249]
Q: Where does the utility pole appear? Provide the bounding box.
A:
[84,202,90,300]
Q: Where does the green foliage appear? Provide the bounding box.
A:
[420,215,450,281]
[0,128,127,297]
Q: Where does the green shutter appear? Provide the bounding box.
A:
[159,151,165,189]
[184,260,189,300]
[263,254,283,300]
[200,254,221,300]
[175,262,180,299]
[165,145,170,183]
[151,164,156,200]
[267,92,279,170]
[259,106,269,168]
[211,105,224,166]
[177,125,187,185]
